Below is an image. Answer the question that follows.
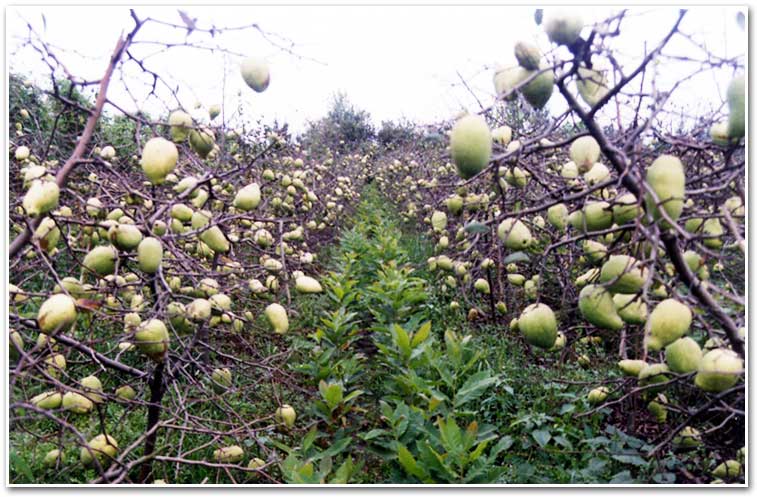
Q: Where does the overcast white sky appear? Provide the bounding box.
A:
[6,5,746,134]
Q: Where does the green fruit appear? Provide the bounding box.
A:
[491,126,512,146]
[514,40,541,70]
[170,203,194,222]
[141,137,178,185]
[613,294,647,325]
[450,115,492,179]
[248,457,266,471]
[208,104,221,120]
[23,180,60,217]
[34,217,60,253]
[108,223,142,251]
[547,203,568,230]
[599,255,648,293]
[701,218,724,249]
[726,74,745,139]
[493,65,528,99]
[638,363,669,391]
[431,210,447,232]
[445,194,464,215]
[578,285,623,331]
[234,183,262,211]
[575,268,599,287]
[583,240,607,264]
[189,128,215,159]
[265,303,289,334]
[62,391,94,413]
[618,359,647,377]
[612,193,642,225]
[15,145,31,161]
[713,460,742,479]
[694,348,743,392]
[80,434,118,466]
[187,298,212,321]
[576,66,610,108]
[211,367,233,392]
[497,218,532,249]
[31,390,62,409]
[644,154,685,226]
[569,136,600,172]
[37,294,77,335]
[518,303,558,349]
[544,10,583,45]
[134,319,170,362]
[710,121,731,146]
[588,386,609,405]
[665,337,702,375]
[672,426,701,449]
[115,385,136,400]
[240,57,270,92]
[83,245,118,276]
[646,299,692,351]
[214,445,244,463]
[474,278,490,294]
[137,237,163,274]
[275,404,296,427]
[168,110,193,142]
[80,375,104,403]
[43,449,61,467]
[520,67,554,109]
[295,276,323,293]
[647,395,668,423]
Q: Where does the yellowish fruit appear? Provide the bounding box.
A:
[80,434,118,466]
[694,348,742,392]
[645,299,692,351]
[62,391,94,413]
[141,137,178,185]
[168,110,193,142]
[613,293,647,325]
[137,237,163,274]
[726,74,745,139]
[450,115,492,179]
[599,255,648,294]
[214,445,244,463]
[234,183,262,211]
[569,136,600,172]
[37,294,77,335]
[665,337,702,373]
[134,319,170,362]
[518,303,558,349]
[22,180,59,217]
[275,404,296,427]
[31,390,62,409]
[588,386,609,405]
[265,303,289,334]
[295,276,323,294]
[497,218,532,249]
[578,285,623,330]
[644,154,685,225]
[618,359,647,377]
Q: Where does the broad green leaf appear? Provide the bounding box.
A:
[397,445,424,480]
[454,370,498,408]
[531,429,551,447]
[411,321,431,347]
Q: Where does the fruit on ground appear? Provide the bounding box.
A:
[43,449,61,467]
[137,237,163,274]
[491,125,512,146]
[234,183,262,211]
[518,303,558,349]
[168,110,193,142]
[726,74,745,139]
[241,57,270,92]
[713,460,742,479]
[694,348,743,392]
[665,337,703,374]
[265,303,289,334]
[599,255,648,293]
[612,293,647,325]
[80,375,104,403]
[214,445,244,463]
[295,276,323,293]
[141,137,179,185]
[578,285,623,331]
[431,210,447,232]
[23,180,60,217]
[211,368,233,392]
[644,154,685,225]
[15,145,30,161]
[37,294,77,335]
[450,115,492,179]
[275,404,297,427]
[646,299,692,351]
[115,385,136,400]
[618,359,647,377]
[134,319,170,362]
[543,10,583,45]
[673,426,702,449]
[588,386,609,405]
[83,245,118,276]
[187,298,212,321]
[474,278,490,294]
[497,218,532,249]
[80,434,118,466]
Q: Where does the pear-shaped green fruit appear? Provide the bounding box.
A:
[187,298,212,321]
[618,359,647,377]
[168,110,193,142]
[576,66,610,108]
[234,183,262,211]
[543,10,583,45]
[295,276,323,294]
[547,203,568,230]
[518,303,558,349]
[599,255,648,293]
[474,278,491,294]
[108,223,143,251]
[265,303,289,334]
[62,391,94,413]
[37,294,77,335]
[275,404,297,427]
[713,460,742,479]
[80,375,104,403]
[514,40,541,70]
[612,293,647,325]
[141,137,178,185]
[646,299,692,351]
[83,245,118,276]
[583,240,607,264]
[80,434,118,466]
[214,445,244,463]
[134,319,170,362]
[23,180,60,217]
[521,67,554,109]
[431,210,447,232]
[644,154,685,226]
[137,237,163,274]
[43,449,61,467]
[189,128,215,159]
[578,285,623,330]
[672,426,702,449]
[497,218,532,249]
[694,348,743,392]
[450,115,492,180]
[115,385,136,400]
[211,367,233,393]
[569,136,600,172]
[240,57,270,92]
[665,337,702,373]
[31,390,63,409]
[588,386,609,405]
[612,193,642,225]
